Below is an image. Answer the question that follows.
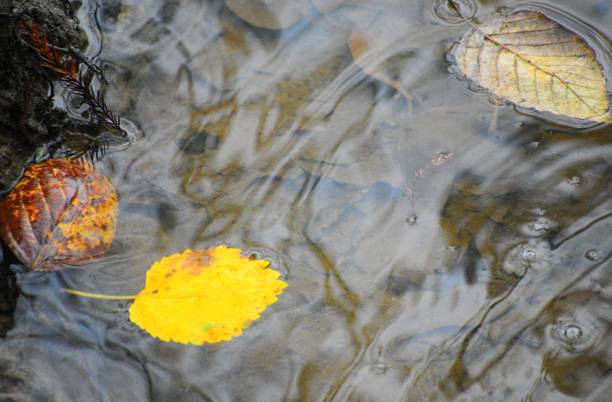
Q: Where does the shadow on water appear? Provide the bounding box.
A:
[0,0,611,400]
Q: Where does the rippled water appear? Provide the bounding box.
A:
[1,0,611,400]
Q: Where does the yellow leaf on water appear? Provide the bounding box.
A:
[449,10,611,125]
[65,245,288,345]
[130,246,287,345]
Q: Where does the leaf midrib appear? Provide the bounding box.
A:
[463,12,603,115]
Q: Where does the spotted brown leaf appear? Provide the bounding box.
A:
[0,159,118,271]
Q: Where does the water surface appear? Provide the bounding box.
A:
[1,0,611,400]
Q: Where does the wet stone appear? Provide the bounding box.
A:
[178,131,220,154]
[0,0,93,192]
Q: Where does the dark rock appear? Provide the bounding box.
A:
[0,243,18,337]
[0,0,89,335]
[0,0,87,193]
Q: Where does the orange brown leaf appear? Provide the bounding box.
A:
[28,23,79,80]
[0,159,118,271]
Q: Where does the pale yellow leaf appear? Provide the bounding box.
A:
[450,10,611,125]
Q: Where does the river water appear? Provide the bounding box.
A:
[0,0,611,400]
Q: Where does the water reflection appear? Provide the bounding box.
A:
[0,0,610,400]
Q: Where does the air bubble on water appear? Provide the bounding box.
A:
[520,216,557,237]
[118,117,145,144]
[432,0,477,25]
[522,248,536,261]
[405,214,418,225]
[502,240,550,277]
[549,317,601,353]
[93,117,145,156]
[563,325,582,341]
[585,249,601,261]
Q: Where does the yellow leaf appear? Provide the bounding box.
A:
[449,10,611,125]
[65,246,288,345]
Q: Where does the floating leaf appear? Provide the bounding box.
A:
[449,8,611,125]
[0,159,118,271]
[66,246,288,345]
